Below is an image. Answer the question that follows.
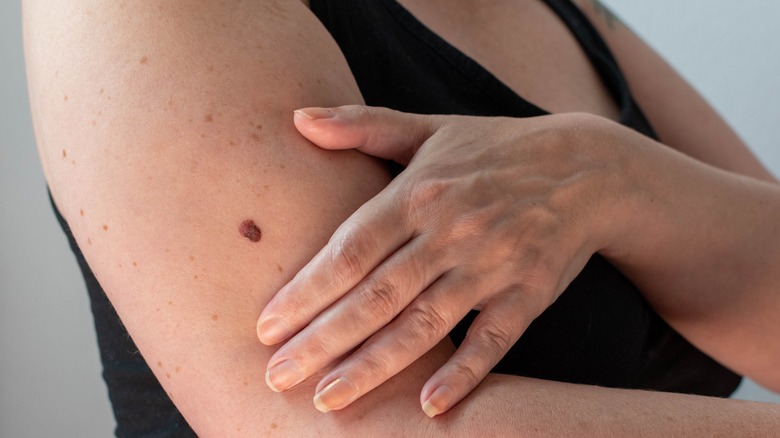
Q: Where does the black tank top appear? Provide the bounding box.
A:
[51,1,740,436]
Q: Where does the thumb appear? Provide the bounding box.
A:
[293,105,439,165]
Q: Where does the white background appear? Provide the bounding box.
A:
[2,1,779,436]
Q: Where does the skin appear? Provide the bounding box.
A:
[25,0,780,435]
[257,0,780,418]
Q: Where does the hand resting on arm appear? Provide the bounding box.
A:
[258,0,780,418]
[25,0,780,435]
[260,104,780,416]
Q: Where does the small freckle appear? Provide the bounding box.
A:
[271,423,278,429]
[296,81,303,89]
[167,300,173,306]
[279,164,286,169]
[132,261,137,267]
[175,366,181,373]
[194,275,199,280]
[71,160,76,166]
[102,224,108,231]
[187,118,193,123]
[157,361,163,368]
[228,140,236,146]
[87,238,92,246]
[189,255,195,261]
[140,56,148,65]
[239,219,262,242]
[155,307,160,312]
[62,149,67,158]
[79,209,84,217]
[64,95,69,102]
[250,133,261,142]
[99,88,105,95]
[204,114,213,123]
[90,120,97,126]
[263,185,270,190]
[255,124,263,131]
[166,373,171,379]
[211,314,219,321]
[276,264,283,273]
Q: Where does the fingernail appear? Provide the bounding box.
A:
[257,317,292,345]
[313,377,357,413]
[265,360,304,392]
[294,107,334,120]
[422,385,455,418]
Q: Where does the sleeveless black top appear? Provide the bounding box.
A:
[52,1,740,436]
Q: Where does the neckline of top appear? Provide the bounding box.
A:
[379,0,634,123]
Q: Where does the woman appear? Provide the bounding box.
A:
[25,0,779,435]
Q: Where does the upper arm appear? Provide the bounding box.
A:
[24,0,449,434]
[572,0,777,182]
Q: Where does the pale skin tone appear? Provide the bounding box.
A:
[259,0,780,416]
[24,0,779,436]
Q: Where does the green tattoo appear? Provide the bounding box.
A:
[588,0,621,29]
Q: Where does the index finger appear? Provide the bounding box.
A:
[257,184,412,345]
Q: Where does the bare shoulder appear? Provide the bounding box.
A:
[23,0,449,434]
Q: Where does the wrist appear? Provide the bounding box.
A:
[571,113,648,259]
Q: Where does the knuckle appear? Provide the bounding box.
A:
[404,179,449,220]
[329,231,367,286]
[407,301,451,341]
[355,279,401,322]
[351,349,392,383]
[472,320,516,355]
[297,332,334,364]
[450,359,481,385]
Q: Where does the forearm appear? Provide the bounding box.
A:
[439,374,780,437]
[596,117,780,389]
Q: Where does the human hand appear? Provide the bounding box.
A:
[257,106,632,416]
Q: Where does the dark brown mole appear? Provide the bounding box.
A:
[240,219,262,242]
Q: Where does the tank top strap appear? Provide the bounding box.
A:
[540,0,657,138]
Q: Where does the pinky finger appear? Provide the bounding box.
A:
[419,290,537,418]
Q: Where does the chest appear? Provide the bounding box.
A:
[394,0,620,120]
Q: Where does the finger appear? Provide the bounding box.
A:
[309,271,477,413]
[293,105,441,165]
[419,290,541,418]
[257,185,410,346]
[264,234,448,392]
